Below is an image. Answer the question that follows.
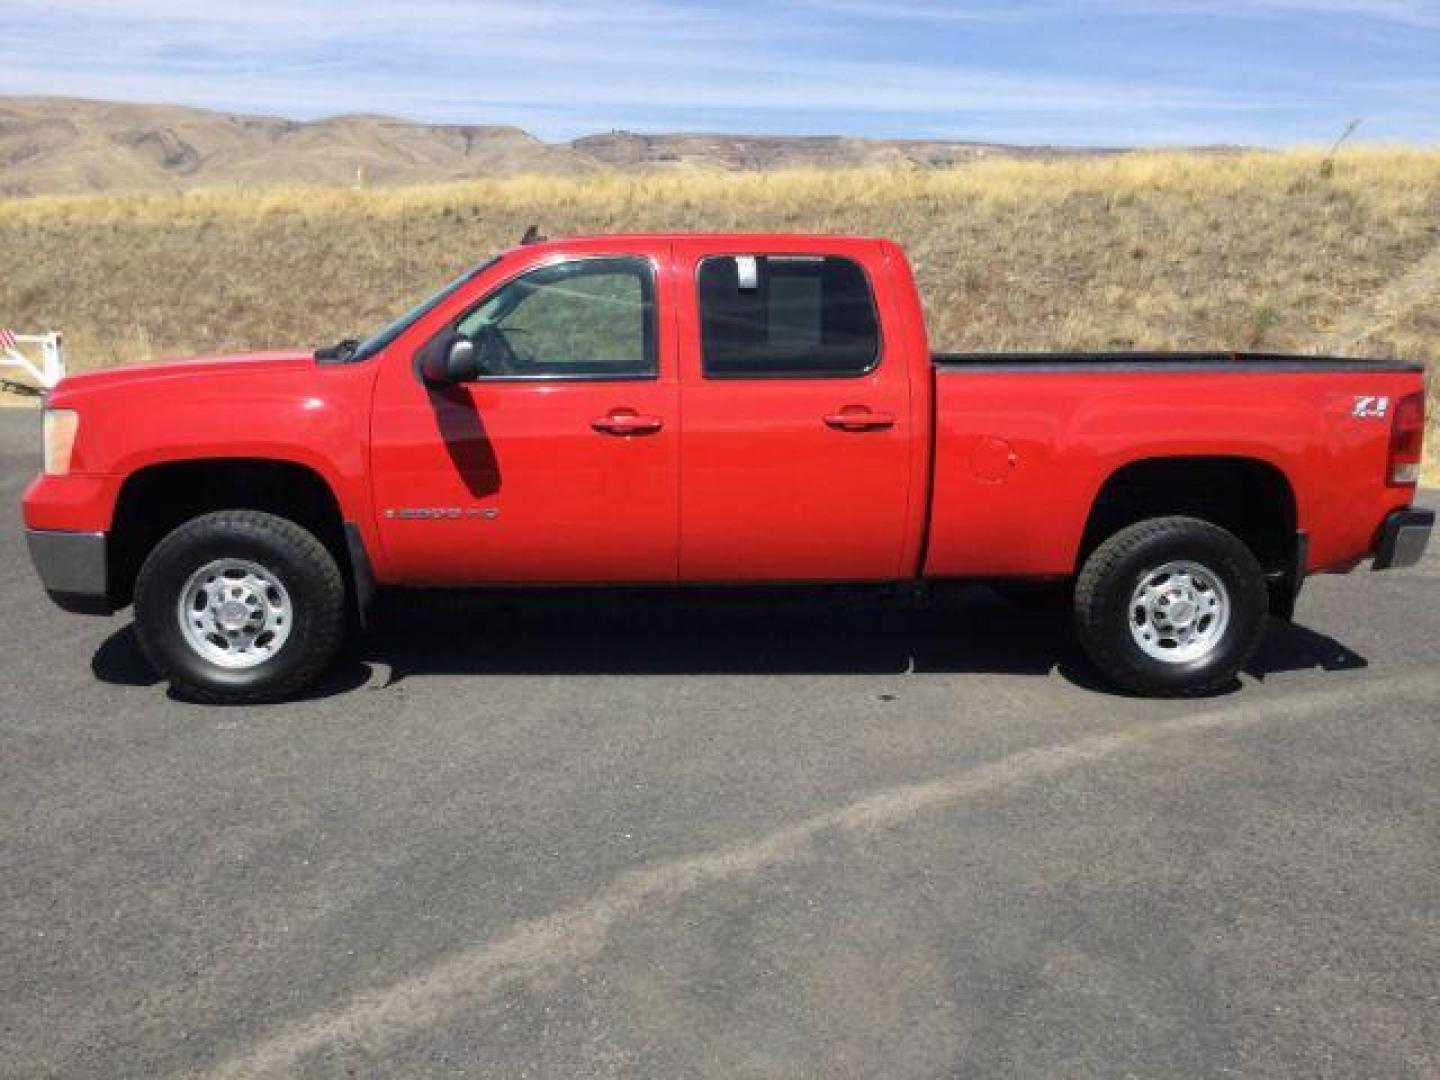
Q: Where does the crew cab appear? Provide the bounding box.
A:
[23,233,1433,702]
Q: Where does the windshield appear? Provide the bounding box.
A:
[350,256,500,362]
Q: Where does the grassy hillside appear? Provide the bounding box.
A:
[2,150,1436,456]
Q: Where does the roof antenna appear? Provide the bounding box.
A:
[520,225,546,245]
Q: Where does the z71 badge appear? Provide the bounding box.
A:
[1353,396,1390,419]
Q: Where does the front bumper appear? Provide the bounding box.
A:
[26,528,113,614]
[1372,507,1434,571]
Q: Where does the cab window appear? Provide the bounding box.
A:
[698,255,880,378]
[456,257,656,378]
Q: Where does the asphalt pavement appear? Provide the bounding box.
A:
[1,408,1436,1079]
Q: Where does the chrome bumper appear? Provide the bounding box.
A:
[26,528,113,614]
[1373,508,1434,571]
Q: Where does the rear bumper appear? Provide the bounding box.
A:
[26,528,113,614]
[1372,507,1434,571]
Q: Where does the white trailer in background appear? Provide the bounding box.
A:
[0,329,66,393]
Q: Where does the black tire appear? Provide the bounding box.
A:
[133,510,346,703]
[1074,516,1268,697]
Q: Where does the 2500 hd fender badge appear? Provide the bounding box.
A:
[385,507,500,521]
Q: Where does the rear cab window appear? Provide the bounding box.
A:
[698,255,880,378]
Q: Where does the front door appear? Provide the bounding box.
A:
[370,250,679,584]
[675,242,916,581]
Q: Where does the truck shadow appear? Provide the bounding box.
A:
[91,585,1368,702]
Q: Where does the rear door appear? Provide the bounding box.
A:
[675,240,916,581]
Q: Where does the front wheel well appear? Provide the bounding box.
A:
[109,459,352,609]
[1079,456,1299,577]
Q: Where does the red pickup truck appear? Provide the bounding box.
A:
[23,233,1432,703]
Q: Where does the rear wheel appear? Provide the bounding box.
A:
[1074,516,1268,697]
[133,510,345,703]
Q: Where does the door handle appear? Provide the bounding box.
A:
[824,408,895,432]
[592,410,664,436]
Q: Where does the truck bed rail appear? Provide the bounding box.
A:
[932,351,1424,374]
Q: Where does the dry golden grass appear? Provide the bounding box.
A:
[2,149,1437,466]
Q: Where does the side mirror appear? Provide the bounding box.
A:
[419,331,481,385]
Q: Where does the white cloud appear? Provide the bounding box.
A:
[0,0,1434,143]
[802,0,1440,25]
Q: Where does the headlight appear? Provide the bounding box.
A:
[42,409,79,476]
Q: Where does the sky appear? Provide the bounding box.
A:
[1,0,1438,147]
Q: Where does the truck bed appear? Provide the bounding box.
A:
[923,354,1425,580]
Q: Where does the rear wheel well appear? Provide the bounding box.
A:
[109,459,351,608]
[1080,457,1298,577]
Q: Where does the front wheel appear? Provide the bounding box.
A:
[1074,516,1268,697]
[133,510,346,703]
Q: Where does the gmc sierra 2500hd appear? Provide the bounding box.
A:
[23,233,1432,702]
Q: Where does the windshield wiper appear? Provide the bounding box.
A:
[313,338,360,363]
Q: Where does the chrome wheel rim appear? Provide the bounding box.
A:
[1128,560,1230,664]
[177,559,293,669]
